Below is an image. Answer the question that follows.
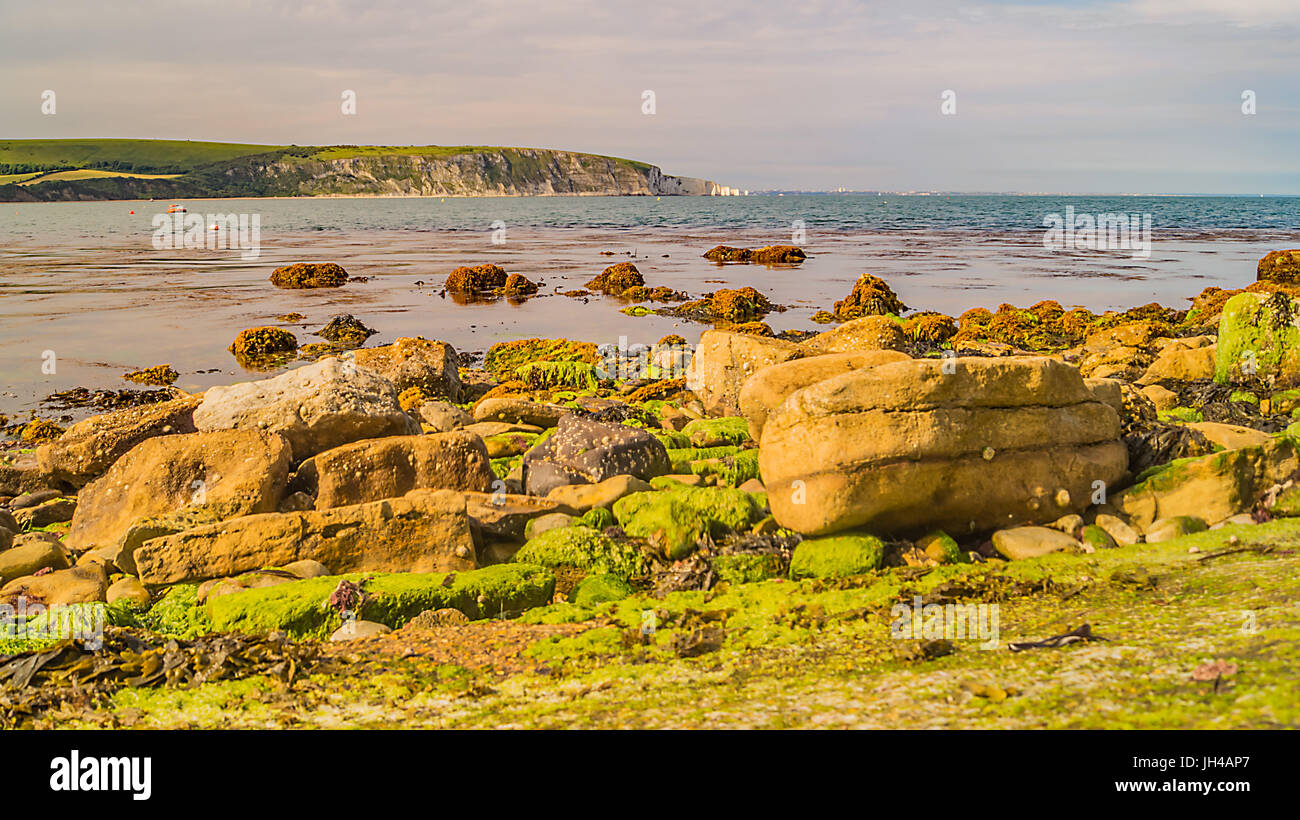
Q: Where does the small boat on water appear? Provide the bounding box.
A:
[167,203,186,213]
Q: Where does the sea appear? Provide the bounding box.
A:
[2,194,1299,418]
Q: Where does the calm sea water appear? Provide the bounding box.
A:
[2,194,1299,418]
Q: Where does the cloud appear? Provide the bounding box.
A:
[1,0,1297,192]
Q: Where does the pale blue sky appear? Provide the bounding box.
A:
[2,0,1298,193]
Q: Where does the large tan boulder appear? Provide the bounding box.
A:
[353,337,462,402]
[739,349,911,439]
[796,316,908,357]
[1115,437,1298,529]
[193,357,419,460]
[35,396,199,487]
[685,331,799,416]
[134,489,476,585]
[64,429,292,554]
[760,357,1128,537]
[298,431,493,509]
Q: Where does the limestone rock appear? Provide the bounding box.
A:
[134,489,477,585]
[34,396,199,487]
[299,431,493,509]
[739,349,911,439]
[473,397,567,428]
[65,429,291,555]
[760,356,1128,536]
[1138,344,1216,384]
[193,357,419,460]
[1115,437,1298,529]
[419,400,473,433]
[546,474,651,513]
[353,337,462,402]
[797,316,908,357]
[330,620,392,641]
[685,330,800,417]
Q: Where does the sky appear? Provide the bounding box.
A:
[2,0,1299,193]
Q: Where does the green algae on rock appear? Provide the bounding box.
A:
[513,525,646,580]
[612,486,767,561]
[572,573,634,606]
[1215,290,1300,386]
[483,338,601,382]
[682,417,751,448]
[207,564,556,638]
[788,533,884,578]
[710,552,785,585]
[515,360,600,390]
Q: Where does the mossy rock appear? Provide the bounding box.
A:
[1215,291,1300,386]
[917,530,967,564]
[789,534,884,579]
[514,526,646,580]
[1269,485,1300,516]
[652,431,691,450]
[711,553,785,585]
[665,445,740,473]
[682,417,751,448]
[572,573,634,606]
[688,449,761,487]
[612,486,766,561]
[490,455,522,480]
[206,564,556,639]
[1080,524,1118,550]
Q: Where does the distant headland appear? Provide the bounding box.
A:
[0,139,740,201]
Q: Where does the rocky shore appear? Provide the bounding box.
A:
[3,249,1300,728]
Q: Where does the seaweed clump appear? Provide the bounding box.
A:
[123,365,179,386]
[445,264,509,294]
[229,327,298,366]
[586,262,645,295]
[269,262,349,289]
[832,274,907,320]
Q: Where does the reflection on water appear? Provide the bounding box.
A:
[1,195,1298,418]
